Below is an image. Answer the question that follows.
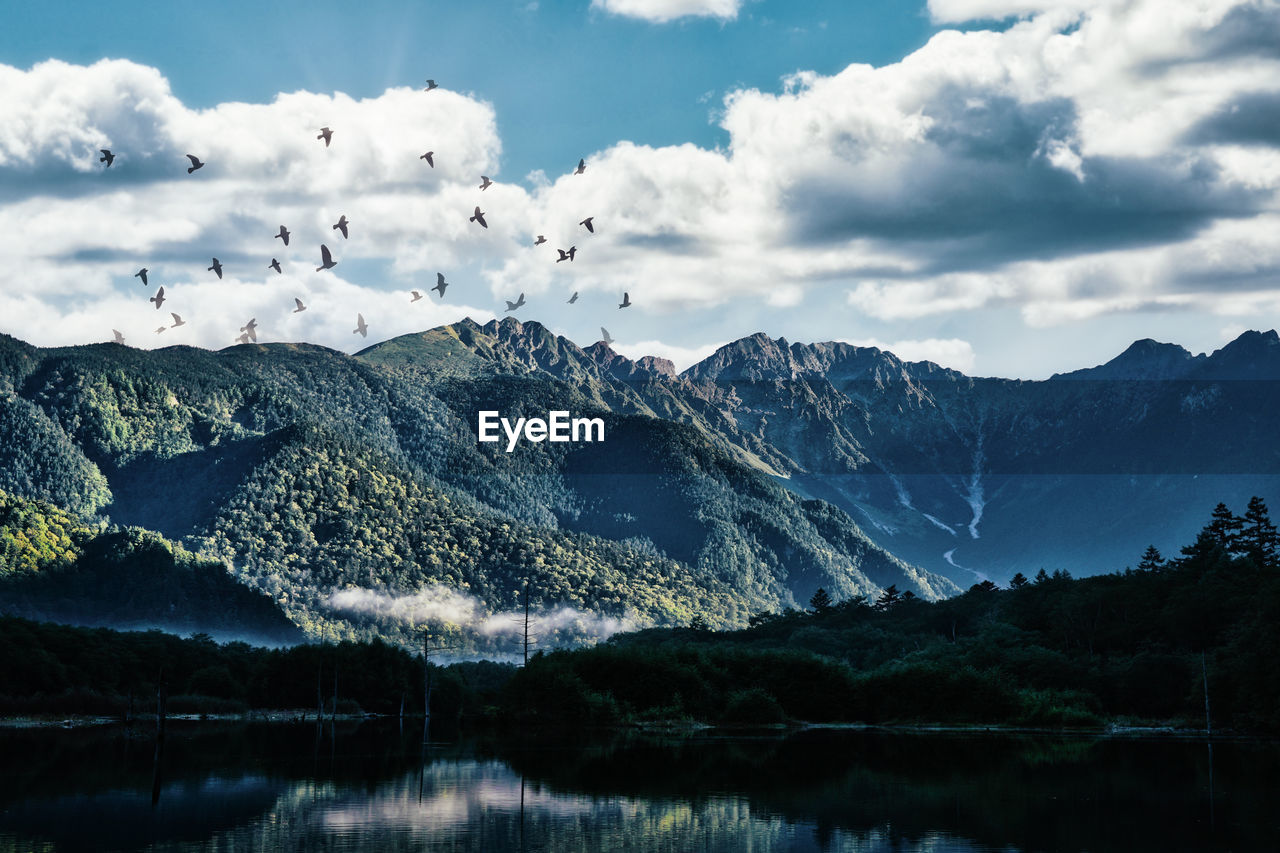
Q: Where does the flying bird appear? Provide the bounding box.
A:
[534,235,546,245]
[470,207,488,228]
[432,272,449,297]
[424,79,438,91]
[236,332,250,344]
[575,158,585,175]
[275,225,290,246]
[155,326,166,335]
[505,293,526,312]
[269,258,282,274]
[580,217,594,234]
[293,298,307,313]
[479,176,493,190]
[600,327,614,346]
[420,151,434,167]
[240,318,258,343]
[134,268,148,286]
[170,313,185,328]
[556,246,576,263]
[567,291,579,304]
[317,127,333,147]
[150,287,165,309]
[354,313,368,337]
[316,244,338,271]
[619,292,631,309]
[100,149,115,168]
[185,154,204,174]
[333,215,349,239]
[112,329,125,344]
[410,290,423,302]
[208,258,223,279]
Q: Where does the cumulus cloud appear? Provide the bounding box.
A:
[840,337,978,373]
[927,0,1095,23]
[591,0,743,24]
[4,0,1280,370]
[614,339,727,372]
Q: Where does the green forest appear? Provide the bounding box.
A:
[3,498,1277,732]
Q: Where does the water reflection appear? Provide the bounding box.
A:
[0,723,1275,852]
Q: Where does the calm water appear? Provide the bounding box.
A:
[0,722,1276,852]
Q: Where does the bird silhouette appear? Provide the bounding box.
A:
[600,327,614,346]
[567,291,579,304]
[580,217,594,233]
[170,313,185,328]
[424,79,438,91]
[208,258,223,279]
[316,244,337,271]
[113,329,126,344]
[317,127,333,147]
[410,290,423,302]
[420,151,434,167]
[479,176,493,190]
[619,292,631,309]
[150,287,165,309]
[185,154,204,174]
[333,215,349,239]
[556,246,576,263]
[354,313,368,337]
[534,235,546,245]
[293,298,307,313]
[432,272,448,297]
[240,318,258,343]
[269,258,282,274]
[575,158,585,175]
[505,293,526,312]
[155,326,166,335]
[100,149,115,168]
[134,268,148,286]
[470,207,488,228]
[236,332,250,344]
[275,225,290,246]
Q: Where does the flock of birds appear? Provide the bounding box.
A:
[103,79,630,349]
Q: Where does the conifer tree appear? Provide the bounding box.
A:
[1240,496,1279,569]
[873,584,901,611]
[1207,503,1243,552]
[809,587,833,614]
[1138,545,1165,572]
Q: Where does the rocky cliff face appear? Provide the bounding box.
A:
[368,321,1280,585]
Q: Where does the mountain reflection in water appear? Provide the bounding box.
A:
[0,722,1276,852]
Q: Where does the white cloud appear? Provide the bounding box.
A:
[3,0,1280,371]
[614,339,727,372]
[840,337,978,373]
[927,0,1095,24]
[591,0,743,24]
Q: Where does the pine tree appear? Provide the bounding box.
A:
[873,584,901,612]
[1138,545,1165,572]
[1009,572,1029,589]
[1034,569,1050,584]
[1240,496,1279,569]
[809,587,833,614]
[1207,503,1243,552]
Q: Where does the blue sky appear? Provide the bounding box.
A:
[1,0,1278,377]
[0,0,934,183]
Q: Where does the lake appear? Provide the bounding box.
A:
[0,722,1276,852]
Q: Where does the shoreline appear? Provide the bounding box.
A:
[1,713,1266,740]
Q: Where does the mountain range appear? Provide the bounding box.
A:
[1,321,1276,645]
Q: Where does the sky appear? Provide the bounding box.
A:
[1,0,1278,378]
